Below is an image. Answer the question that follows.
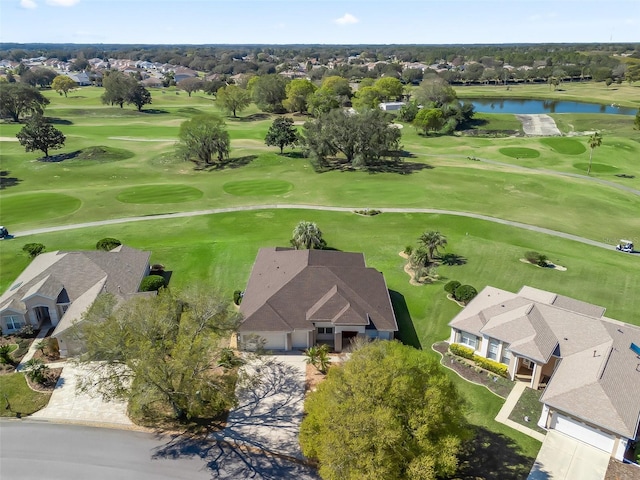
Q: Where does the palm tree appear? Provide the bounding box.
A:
[587,132,602,176]
[291,221,324,250]
[409,246,429,282]
[418,231,448,262]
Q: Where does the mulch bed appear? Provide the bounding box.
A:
[605,459,640,480]
[25,367,63,392]
[432,341,514,398]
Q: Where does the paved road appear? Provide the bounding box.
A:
[0,421,319,480]
[12,204,620,251]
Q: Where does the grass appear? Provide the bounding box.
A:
[0,373,51,417]
[499,147,540,158]
[116,184,204,204]
[1,83,639,460]
[508,387,547,435]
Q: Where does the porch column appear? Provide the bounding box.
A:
[285,333,292,351]
[531,362,543,389]
[334,332,342,353]
[508,356,518,381]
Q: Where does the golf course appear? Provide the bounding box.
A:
[1,81,639,460]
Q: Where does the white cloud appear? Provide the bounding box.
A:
[46,0,80,6]
[334,13,359,26]
[20,0,37,9]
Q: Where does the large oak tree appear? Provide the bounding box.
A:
[300,340,468,480]
[177,113,230,166]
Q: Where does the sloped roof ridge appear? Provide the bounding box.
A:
[322,266,384,323]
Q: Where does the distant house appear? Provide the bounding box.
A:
[65,72,91,86]
[238,248,398,352]
[379,102,406,112]
[0,246,151,356]
[448,285,640,461]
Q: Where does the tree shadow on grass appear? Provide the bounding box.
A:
[38,150,82,162]
[44,117,73,125]
[311,156,433,175]
[439,253,468,266]
[450,426,534,479]
[390,290,421,349]
[140,109,170,115]
[281,151,305,159]
[0,170,21,190]
[229,113,272,122]
[195,155,258,171]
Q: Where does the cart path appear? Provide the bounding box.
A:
[12,205,617,251]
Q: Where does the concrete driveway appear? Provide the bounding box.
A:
[528,430,610,480]
[216,355,307,460]
[30,363,133,428]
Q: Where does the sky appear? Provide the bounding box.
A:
[0,0,638,45]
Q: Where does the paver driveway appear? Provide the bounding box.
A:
[217,354,307,460]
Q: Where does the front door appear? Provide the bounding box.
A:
[33,306,51,328]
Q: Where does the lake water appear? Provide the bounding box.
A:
[468,98,636,116]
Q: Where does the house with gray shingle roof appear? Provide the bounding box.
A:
[238,248,398,352]
[0,245,151,356]
[448,285,640,461]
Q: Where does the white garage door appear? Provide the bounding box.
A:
[292,330,309,349]
[242,333,286,351]
[551,413,615,453]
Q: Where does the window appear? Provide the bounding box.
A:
[459,332,477,349]
[317,327,333,334]
[501,348,511,365]
[488,339,499,360]
[4,315,23,331]
[522,358,534,370]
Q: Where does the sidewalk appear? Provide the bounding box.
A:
[495,382,546,442]
[15,328,49,372]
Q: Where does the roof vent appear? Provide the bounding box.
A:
[9,281,23,291]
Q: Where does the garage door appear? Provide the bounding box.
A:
[242,333,286,351]
[550,413,615,453]
[292,330,309,349]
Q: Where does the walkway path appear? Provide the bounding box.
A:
[495,382,546,442]
[13,204,617,251]
[15,328,49,372]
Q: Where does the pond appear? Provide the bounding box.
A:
[468,98,636,115]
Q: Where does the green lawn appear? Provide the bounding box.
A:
[0,373,51,417]
[508,388,546,436]
[1,83,639,459]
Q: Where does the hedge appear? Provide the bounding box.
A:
[449,343,474,359]
[140,275,166,292]
[449,343,508,377]
[454,284,478,304]
[444,280,461,295]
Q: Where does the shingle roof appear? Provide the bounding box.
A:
[239,248,397,333]
[0,246,150,334]
[450,285,640,439]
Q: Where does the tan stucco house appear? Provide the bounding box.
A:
[0,245,151,356]
[448,285,640,462]
[238,247,398,352]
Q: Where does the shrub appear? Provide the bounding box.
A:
[218,348,244,368]
[454,284,478,304]
[22,243,45,258]
[449,343,474,359]
[18,325,34,338]
[139,275,165,292]
[444,280,461,295]
[233,290,243,305]
[524,251,549,267]
[0,345,13,365]
[404,245,413,256]
[46,337,60,359]
[24,358,49,384]
[96,237,122,251]
[472,355,509,377]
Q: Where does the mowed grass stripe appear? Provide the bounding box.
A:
[116,184,204,204]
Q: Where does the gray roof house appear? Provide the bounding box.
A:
[448,285,640,462]
[0,245,151,356]
[238,248,398,352]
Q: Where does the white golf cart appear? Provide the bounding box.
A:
[615,239,634,253]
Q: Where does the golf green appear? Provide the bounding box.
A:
[116,184,204,204]
[573,162,619,174]
[499,147,540,159]
[0,193,81,225]
[540,137,586,155]
[223,179,294,196]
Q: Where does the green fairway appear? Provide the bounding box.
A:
[116,184,204,204]
[1,83,639,458]
[0,193,82,225]
[499,147,540,158]
[223,179,294,196]
[539,137,586,155]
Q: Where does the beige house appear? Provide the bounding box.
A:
[238,248,398,352]
[448,285,640,461]
[0,246,151,356]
